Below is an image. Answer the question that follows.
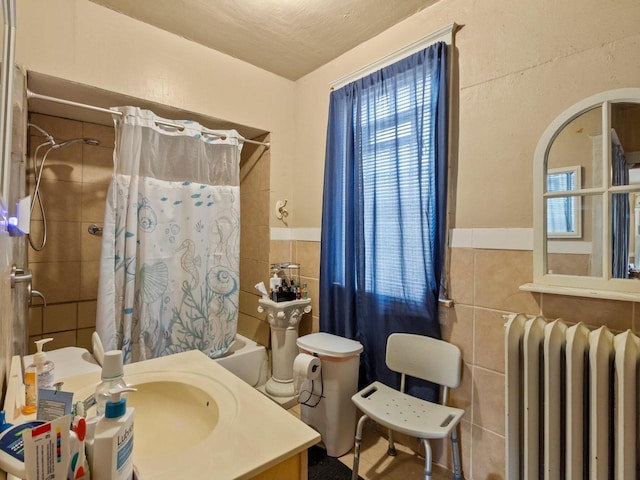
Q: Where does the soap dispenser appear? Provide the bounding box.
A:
[90,386,137,480]
[32,338,55,389]
[22,338,55,414]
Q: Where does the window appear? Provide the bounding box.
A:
[359,81,435,301]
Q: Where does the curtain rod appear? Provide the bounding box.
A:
[26,89,270,148]
[329,22,460,90]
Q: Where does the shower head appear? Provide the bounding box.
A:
[51,137,101,149]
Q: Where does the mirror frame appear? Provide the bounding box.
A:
[532,88,640,298]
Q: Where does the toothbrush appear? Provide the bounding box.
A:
[73,417,87,479]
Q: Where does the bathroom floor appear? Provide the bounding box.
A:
[288,405,450,480]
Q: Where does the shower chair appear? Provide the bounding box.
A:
[350,333,466,480]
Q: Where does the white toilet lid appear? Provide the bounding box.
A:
[297,332,363,357]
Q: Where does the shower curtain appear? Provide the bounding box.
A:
[96,107,242,363]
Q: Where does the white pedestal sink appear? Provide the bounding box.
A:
[258,297,311,398]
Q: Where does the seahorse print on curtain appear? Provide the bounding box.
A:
[96,107,242,363]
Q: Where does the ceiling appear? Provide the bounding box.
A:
[88,0,440,81]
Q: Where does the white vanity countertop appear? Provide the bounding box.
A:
[4,350,320,480]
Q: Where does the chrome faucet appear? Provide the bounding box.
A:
[31,289,46,307]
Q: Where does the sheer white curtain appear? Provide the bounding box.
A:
[96,107,242,363]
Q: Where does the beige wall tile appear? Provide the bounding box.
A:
[240,225,270,261]
[440,304,473,363]
[472,367,505,435]
[542,294,632,331]
[237,312,270,347]
[78,301,97,328]
[449,248,474,306]
[239,258,270,296]
[29,306,43,336]
[240,141,270,193]
[239,290,265,321]
[46,331,77,351]
[29,332,76,354]
[31,262,81,304]
[81,223,103,262]
[450,361,472,415]
[80,260,100,300]
[83,123,115,148]
[296,241,320,279]
[471,426,505,480]
[270,240,293,264]
[240,190,269,227]
[298,312,314,338]
[29,114,82,141]
[38,179,83,222]
[43,303,77,333]
[28,221,81,263]
[474,249,540,314]
[82,145,113,185]
[77,327,95,351]
[81,182,109,223]
[29,136,83,183]
[300,277,319,319]
[474,308,506,373]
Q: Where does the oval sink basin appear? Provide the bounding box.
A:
[125,380,218,458]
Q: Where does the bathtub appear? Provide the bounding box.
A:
[214,333,269,387]
[35,333,269,388]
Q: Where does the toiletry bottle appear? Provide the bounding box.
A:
[22,337,55,415]
[33,337,55,389]
[91,387,137,480]
[22,364,37,415]
[95,350,128,416]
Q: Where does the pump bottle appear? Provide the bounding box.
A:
[95,350,128,416]
[22,338,55,415]
[88,387,137,480]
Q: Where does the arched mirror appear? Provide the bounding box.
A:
[530,88,640,299]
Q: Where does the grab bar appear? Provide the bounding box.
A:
[88,224,103,236]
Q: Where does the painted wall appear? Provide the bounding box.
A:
[292,0,640,229]
[16,0,296,226]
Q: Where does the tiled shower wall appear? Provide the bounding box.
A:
[26,114,274,353]
[27,113,114,353]
[237,137,273,346]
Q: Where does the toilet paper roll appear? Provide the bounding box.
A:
[293,353,321,395]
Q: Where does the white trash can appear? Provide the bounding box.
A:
[296,332,363,457]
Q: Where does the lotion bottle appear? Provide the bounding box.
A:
[90,387,136,480]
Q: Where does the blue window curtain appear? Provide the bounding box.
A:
[320,42,449,401]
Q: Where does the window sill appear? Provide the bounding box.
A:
[520,283,640,302]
